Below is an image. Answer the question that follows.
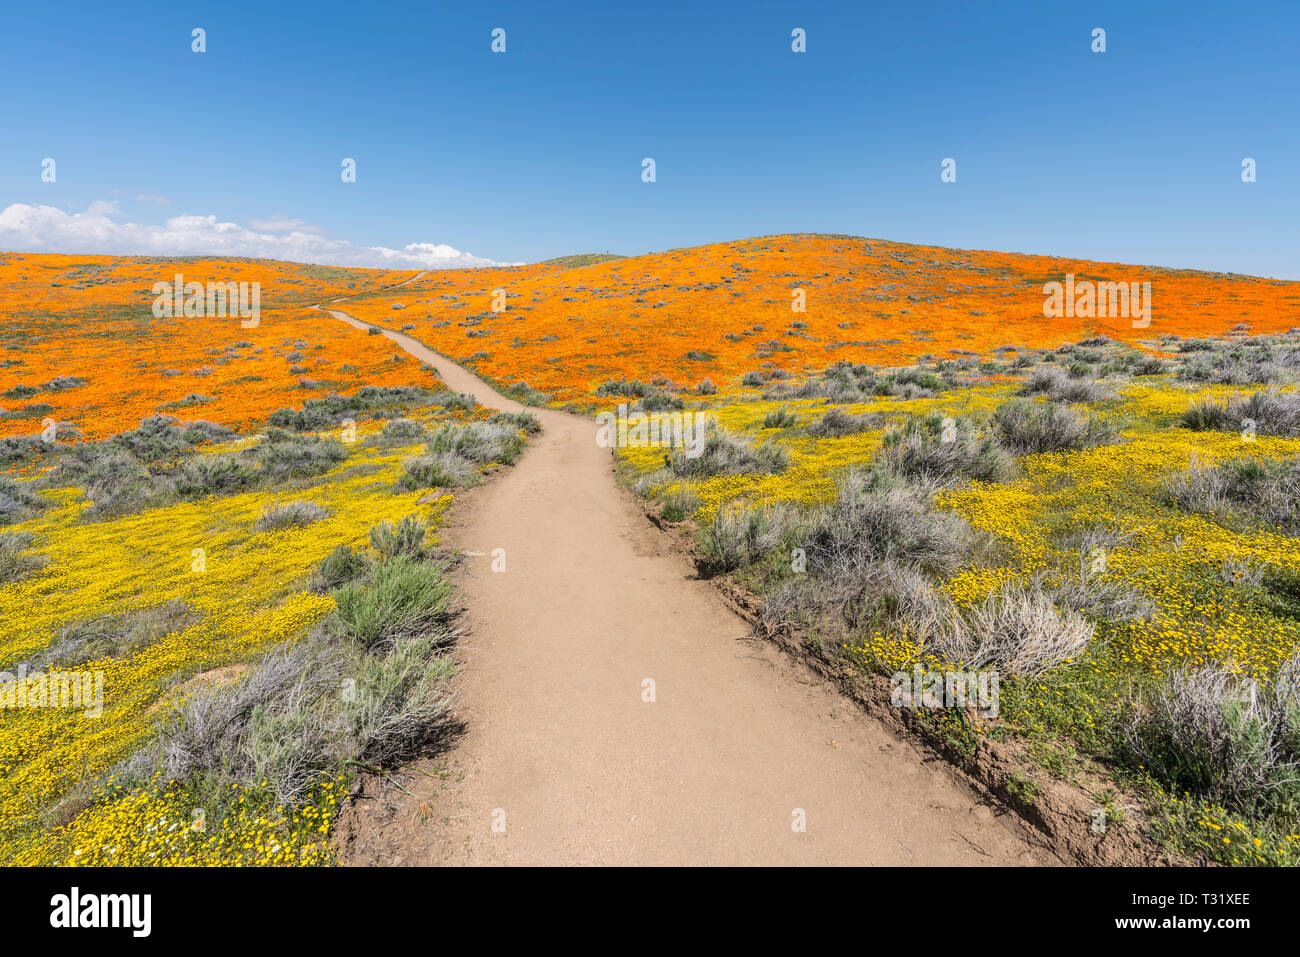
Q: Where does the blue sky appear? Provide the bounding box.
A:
[2,0,1297,276]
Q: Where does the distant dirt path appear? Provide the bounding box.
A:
[314,286,1054,866]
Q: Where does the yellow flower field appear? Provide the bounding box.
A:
[1,428,452,865]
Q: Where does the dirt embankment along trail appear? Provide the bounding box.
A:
[315,286,1056,866]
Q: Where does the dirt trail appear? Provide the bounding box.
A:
[316,290,1055,866]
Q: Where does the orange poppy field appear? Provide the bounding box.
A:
[334,234,1300,410]
[0,254,423,443]
[5,236,1297,439]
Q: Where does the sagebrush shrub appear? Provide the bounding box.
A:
[369,515,428,560]
[400,449,478,489]
[1181,389,1300,437]
[1124,654,1300,816]
[378,418,426,444]
[254,500,328,532]
[803,468,972,578]
[331,556,456,652]
[992,399,1115,454]
[1019,366,1113,403]
[257,430,347,479]
[669,429,789,478]
[879,414,1013,485]
[1164,455,1300,532]
[806,407,877,437]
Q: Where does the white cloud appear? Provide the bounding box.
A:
[0,202,514,269]
[248,216,326,234]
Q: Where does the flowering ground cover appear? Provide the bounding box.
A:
[0,254,420,442]
[335,233,1300,412]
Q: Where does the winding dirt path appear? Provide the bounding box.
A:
[316,287,1055,866]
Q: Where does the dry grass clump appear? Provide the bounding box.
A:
[669,429,789,479]
[1181,389,1300,437]
[0,477,47,526]
[254,500,328,532]
[1164,455,1300,532]
[0,530,46,584]
[700,502,798,572]
[1124,653,1300,816]
[1018,365,1115,403]
[929,582,1095,678]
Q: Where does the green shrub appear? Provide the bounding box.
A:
[504,381,552,406]
[346,633,457,765]
[313,544,369,592]
[763,407,798,429]
[114,415,210,463]
[369,516,428,560]
[596,379,651,398]
[398,420,529,490]
[257,430,348,479]
[267,386,437,431]
[332,556,456,653]
[429,391,478,411]
[425,422,525,465]
[174,456,257,499]
[488,411,541,435]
